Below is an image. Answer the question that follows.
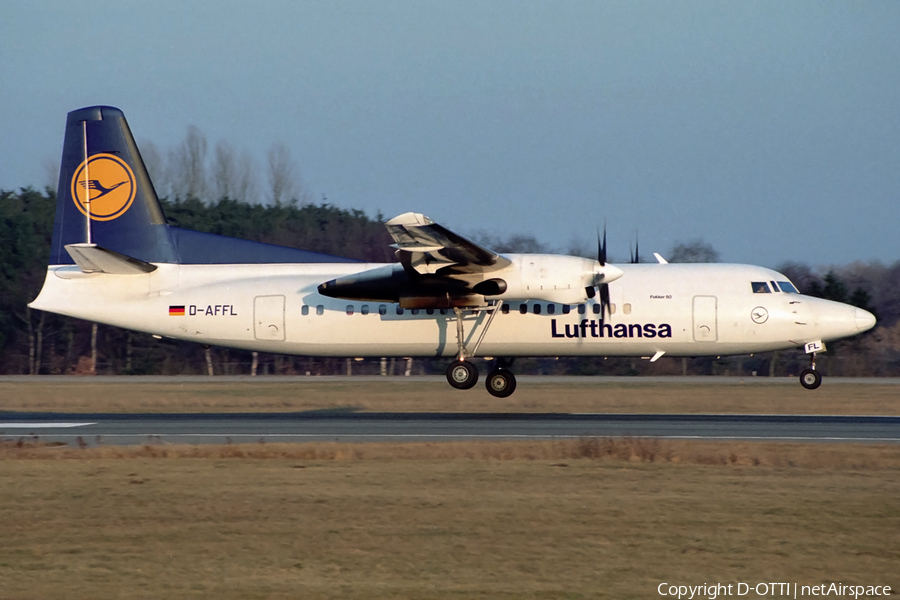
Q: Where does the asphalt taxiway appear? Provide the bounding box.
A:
[2,411,899,446]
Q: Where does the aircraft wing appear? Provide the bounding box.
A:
[385,212,511,275]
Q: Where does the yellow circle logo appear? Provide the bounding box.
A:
[70,153,136,221]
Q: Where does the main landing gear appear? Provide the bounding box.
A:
[447,359,478,390]
[443,303,517,398]
[799,352,822,390]
[485,360,517,398]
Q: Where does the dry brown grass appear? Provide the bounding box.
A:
[2,377,898,414]
[3,437,900,471]
[0,441,897,599]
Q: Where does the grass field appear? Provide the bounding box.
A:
[1,439,898,599]
[1,376,899,415]
[1,378,897,598]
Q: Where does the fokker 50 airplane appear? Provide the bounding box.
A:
[30,106,876,397]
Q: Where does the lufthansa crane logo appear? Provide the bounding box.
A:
[70,153,136,221]
[751,306,769,324]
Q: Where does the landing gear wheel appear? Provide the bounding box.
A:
[799,368,822,390]
[485,369,517,398]
[446,360,478,390]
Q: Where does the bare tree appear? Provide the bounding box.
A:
[267,142,302,205]
[668,239,720,263]
[170,126,209,200]
[211,140,237,200]
[235,148,259,204]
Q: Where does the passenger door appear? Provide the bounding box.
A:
[254,295,285,341]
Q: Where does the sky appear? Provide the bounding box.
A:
[2,1,898,268]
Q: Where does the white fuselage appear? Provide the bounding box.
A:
[30,261,872,359]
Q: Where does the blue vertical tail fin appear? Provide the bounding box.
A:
[50,106,179,265]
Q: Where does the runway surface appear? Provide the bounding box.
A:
[2,411,899,446]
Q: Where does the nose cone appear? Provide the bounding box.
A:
[596,263,624,284]
[855,308,876,332]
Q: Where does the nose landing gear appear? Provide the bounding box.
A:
[799,351,822,390]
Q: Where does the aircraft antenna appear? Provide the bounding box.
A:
[82,121,92,244]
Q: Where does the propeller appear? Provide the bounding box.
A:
[584,225,623,319]
[598,227,607,266]
[631,234,640,264]
[590,227,613,323]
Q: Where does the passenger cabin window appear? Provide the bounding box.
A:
[396,306,404,315]
[501,304,510,314]
[547,304,555,315]
[411,309,420,315]
[778,281,799,294]
[623,303,632,315]
[378,305,387,315]
[361,304,370,315]
[592,303,601,315]
[578,304,586,315]
[533,304,542,315]
[519,304,528,314]
[346,305,354,315]
[752,282,771,294]
[316,305,324,316]
[301,305,309,316]
[426,308,435,315]
[562,305,570,315]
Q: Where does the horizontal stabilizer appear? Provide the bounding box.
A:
[64,243,157,274]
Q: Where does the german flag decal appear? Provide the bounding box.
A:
[169,305,186,316]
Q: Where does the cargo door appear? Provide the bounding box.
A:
[254,295,285,341]
[692,295,717,342]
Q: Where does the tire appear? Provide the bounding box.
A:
[485,369,517,398]
[799,368,822,390]
[446,360,478,390]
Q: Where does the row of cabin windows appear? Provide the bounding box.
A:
[505,303,631,315]
[300,302,633,316]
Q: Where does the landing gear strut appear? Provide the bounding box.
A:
[799,352,822,390]
[443,302,518,396]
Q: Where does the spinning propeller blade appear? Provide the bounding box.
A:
[596,227,611,323]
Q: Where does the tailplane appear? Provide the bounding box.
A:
[50,106,178,265]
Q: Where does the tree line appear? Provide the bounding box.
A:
[1,185,898,377]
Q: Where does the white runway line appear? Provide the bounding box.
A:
[0,423,96,428]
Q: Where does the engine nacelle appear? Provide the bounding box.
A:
[488,254,621,305]
[318,254,623,307]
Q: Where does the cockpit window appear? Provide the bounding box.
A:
[778,281,799,294]
[752,282,771,294]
